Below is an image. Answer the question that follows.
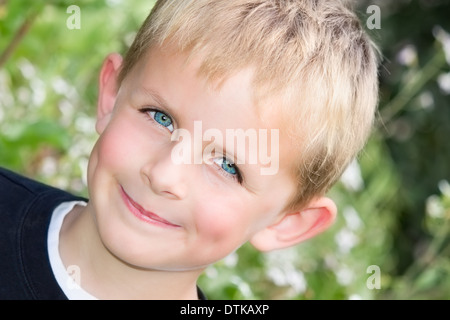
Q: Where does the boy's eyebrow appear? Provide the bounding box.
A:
[135,87,173,111]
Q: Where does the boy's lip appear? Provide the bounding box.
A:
[119,186,181,228]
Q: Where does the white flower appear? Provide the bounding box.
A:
[397,44,417,66]
[426,195,444,218]
[340,159,364,192]
[418,91,434,110]
[335,266,353,286]
[223,251,238,267]
[438,180,450,197]
[335,228,359,254]
[437,72,450,94]
[433,25,450,65]
[343,206,363,231]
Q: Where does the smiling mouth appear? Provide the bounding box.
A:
[119,186,180,228]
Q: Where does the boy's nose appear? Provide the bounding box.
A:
[141,148,188,200]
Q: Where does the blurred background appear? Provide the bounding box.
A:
[1,0,449,299]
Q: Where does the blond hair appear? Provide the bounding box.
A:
[118,0,379,209]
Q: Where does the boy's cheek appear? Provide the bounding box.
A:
[193,200,253,246]
[96,122,140,166]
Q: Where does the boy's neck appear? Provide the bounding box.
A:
[58,204,202,300]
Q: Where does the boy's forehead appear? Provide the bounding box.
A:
[130,45,249,89]
[126,45,289,126]
[127,47,246,109]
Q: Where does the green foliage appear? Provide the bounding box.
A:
[1,0,450,299]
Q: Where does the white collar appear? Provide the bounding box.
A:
[47,201,98,300]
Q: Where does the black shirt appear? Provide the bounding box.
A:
[0,167,86,299]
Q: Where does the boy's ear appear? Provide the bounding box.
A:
[96,53,123,134]
[250,197,337,252]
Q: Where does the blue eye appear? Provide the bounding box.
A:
[213,157,243,184]
[214,157,237,175]
[149,110,174,132]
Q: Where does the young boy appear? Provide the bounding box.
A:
[0,0,379,299]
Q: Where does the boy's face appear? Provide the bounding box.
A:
[87,47,300,272]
